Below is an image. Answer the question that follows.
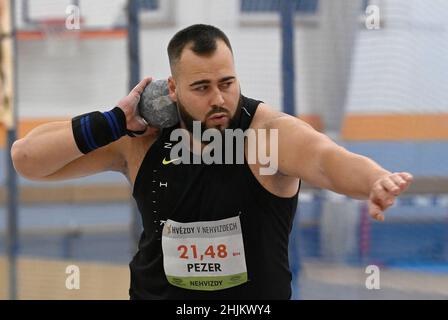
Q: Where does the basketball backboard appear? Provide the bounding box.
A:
[16,0,128,41]
[17,0,174,33]
[16,0,128,32]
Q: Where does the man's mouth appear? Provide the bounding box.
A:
[208,113,229,125]
[208,113,229,126]
[208,113,228,120]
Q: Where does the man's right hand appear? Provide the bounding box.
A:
[117,77,159,137]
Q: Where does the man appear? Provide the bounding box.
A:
[11,24,412,299]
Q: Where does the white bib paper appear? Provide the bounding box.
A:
[162,216,248,291]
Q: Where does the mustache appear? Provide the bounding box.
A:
[206,107,230,118]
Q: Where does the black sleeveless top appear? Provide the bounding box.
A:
[130,95,299,299]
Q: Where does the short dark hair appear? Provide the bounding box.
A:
[167,24,233,74]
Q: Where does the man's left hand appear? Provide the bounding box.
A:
[368,172,413,221]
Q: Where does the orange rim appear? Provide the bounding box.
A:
[17,28,128,41]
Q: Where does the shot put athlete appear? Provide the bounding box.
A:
[11,24,413,299]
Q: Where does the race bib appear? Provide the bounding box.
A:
[162,216,248,291]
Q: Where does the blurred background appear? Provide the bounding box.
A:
[1,0,448,299]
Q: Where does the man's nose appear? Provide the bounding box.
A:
[210,86,225,107]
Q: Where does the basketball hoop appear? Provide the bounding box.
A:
[37,18,82,57]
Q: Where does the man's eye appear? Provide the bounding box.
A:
[194,86,208,92]
[220,82,232,89]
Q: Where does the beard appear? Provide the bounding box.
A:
[175,95,243,136]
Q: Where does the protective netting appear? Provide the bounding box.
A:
[1,0,447,299]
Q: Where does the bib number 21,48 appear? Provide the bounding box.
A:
[162,216,248,291]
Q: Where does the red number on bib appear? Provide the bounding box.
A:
[217,244,228,258]
[190,244,198,259]
[204,245,216,258]
[178,245,188,259]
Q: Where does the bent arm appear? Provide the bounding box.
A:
[11,77,156,181]
[12,121,83,179]
[11,121,125,181]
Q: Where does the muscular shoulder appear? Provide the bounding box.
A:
[249,102,310,131]
[246,102,302,195]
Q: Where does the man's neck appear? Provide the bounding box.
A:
[179,121,207,155]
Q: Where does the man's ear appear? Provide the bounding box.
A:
[168,76,177,102]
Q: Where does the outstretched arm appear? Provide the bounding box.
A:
[269,114,413,221]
